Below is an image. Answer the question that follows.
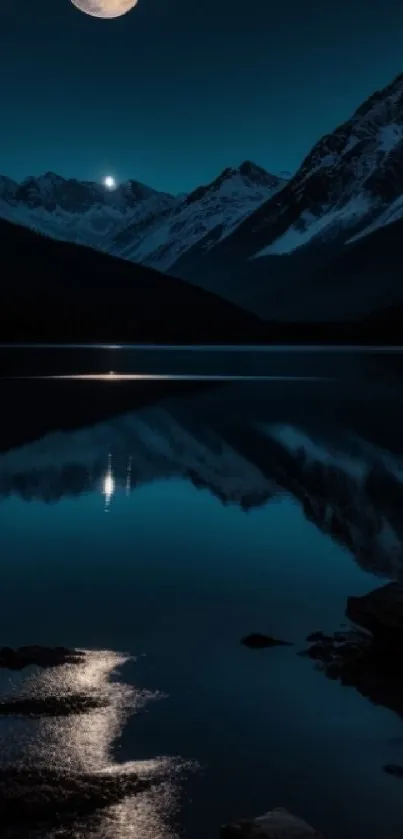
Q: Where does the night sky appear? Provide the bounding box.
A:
[1,0,403,193]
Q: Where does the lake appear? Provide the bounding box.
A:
[1,346,403,839]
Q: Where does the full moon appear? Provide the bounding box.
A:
[103,175,117,190]
[70,0,139,19]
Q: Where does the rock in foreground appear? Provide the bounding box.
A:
[383,764,403,778]
[347,583,403,642]
[306,632,333,643]
[300,622,403,718]
[241,634,293,649]
[221,807,323,838]
[300,584,403,718]
[0,645,85,670]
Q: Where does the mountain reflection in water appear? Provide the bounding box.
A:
[1,378,402,579]
[1,366,403,839]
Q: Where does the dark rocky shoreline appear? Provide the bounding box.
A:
[300,583,403,720]
[0,645,85,670]
[221,807,322,838]
[1,589,403,839]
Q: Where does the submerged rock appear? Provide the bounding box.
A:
[306,632,333,643]
[241,634,293,649]
[0,693,108,717]
[0,645,85,670]
[221,807,323,838]
[383,764,403,778]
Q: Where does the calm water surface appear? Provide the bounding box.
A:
[1,347,403,839]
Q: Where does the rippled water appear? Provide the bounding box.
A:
[1,347,403,839]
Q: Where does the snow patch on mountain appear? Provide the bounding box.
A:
[378,123,403,153]
[0,196,134,247]
[254,194,372,256]
[347,193,403,244]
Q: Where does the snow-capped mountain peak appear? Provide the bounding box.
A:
[248,72,403,259]
[112,161,287,271]
[295,73,403,192]
[185,161,283,207]
[147,71,403,322]
[0,172,177,247]
[0,162,284,267]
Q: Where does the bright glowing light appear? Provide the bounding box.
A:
[104,472,115,499]
[103,176,116,190]
[104,472,115,498]
[103,456,115,511]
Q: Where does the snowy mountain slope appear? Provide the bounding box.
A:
[0,172,177,249]
[169,72,403,318]
[0,163,285,271]
[347,193,403,243]
[249,75,403,255]
[2,73,403,323]
[246,73,403,258]
[285,212,403,321]
[111,161,287,271]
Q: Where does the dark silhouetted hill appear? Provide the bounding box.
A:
[0,218,266,343]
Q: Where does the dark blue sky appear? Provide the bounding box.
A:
[1,0,403,193]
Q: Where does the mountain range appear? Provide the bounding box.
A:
[0,162,285,270]
[1,71,403,327]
